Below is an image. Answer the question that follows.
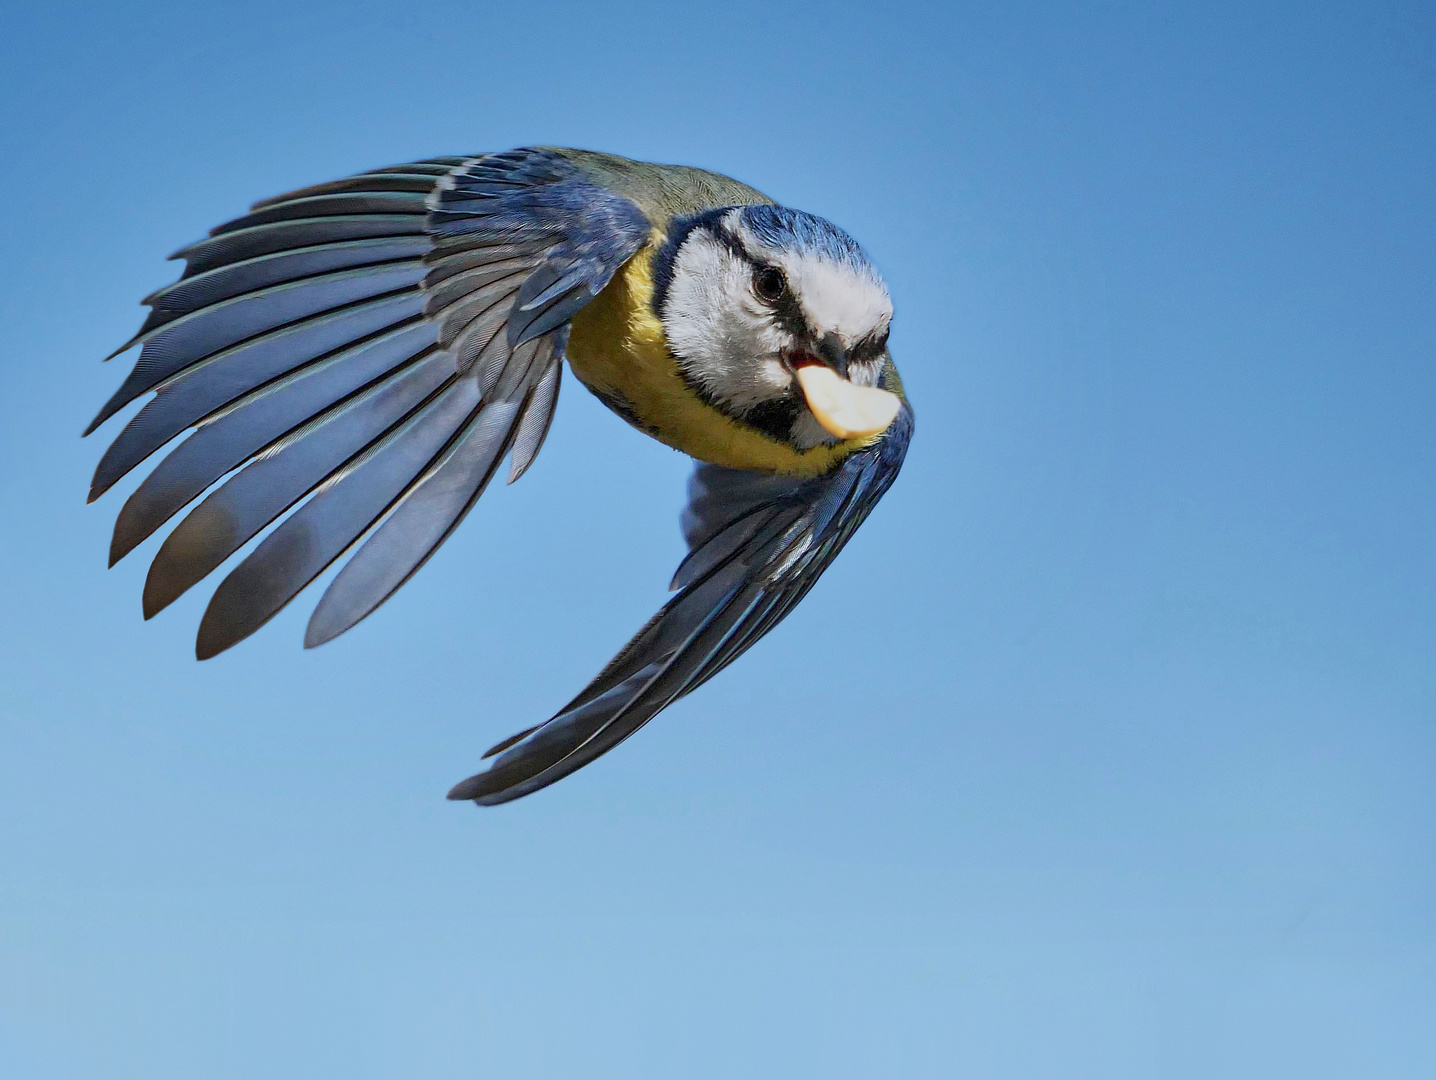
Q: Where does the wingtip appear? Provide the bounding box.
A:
[109,515,153,568]
[101,338,140,364]
[109,510,148,566]
[141,573,175,619]
[165,239,203,262]
[446,776,483,801]
[87,456,123,503]
[481,723,543,759]
[304,609,362,651]
[85,387,133,439]
[193,608,234,661]
[81,411,107,439]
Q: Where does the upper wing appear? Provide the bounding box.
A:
[87,148,649,658]
[448,402,915,805]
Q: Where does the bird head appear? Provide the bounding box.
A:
[654,205,901,449]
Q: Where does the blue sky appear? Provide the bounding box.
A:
[1,1,1433,1076]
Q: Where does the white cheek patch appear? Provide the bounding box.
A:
[662,232,728,361]
[663,231,796,410]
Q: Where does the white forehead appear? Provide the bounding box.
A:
[782,251,892,342]
[725,209,892,344]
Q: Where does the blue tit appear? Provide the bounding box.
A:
[86,148,914,805]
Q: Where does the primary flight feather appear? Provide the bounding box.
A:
[86,147,914,805]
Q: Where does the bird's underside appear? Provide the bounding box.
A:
[86,148,912,804]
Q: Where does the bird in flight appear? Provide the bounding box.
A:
[86,148,914,805]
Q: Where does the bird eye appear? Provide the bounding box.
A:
[752,266,787,303]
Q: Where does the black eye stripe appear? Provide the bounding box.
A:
[850,328,890,362]
[768,286,809,340]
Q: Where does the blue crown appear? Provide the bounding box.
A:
[739,205,874,273]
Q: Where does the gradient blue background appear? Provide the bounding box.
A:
[1,2,1433,1076]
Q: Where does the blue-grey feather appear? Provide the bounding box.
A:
[359,157,473,176]
[87,283,425,440]
[141,352,454,618]
[171,215,426,278]
[469,312,521,390]
[136,236,429,336]
[669,507,781,592]
[208,191,430,236]
[430,150,647,351]
[304,394,524,648]
[138,262,425,365]
[507,358,561,484]
[248,173,447,211]
[434,272,529,354]
[505,285,593,348]
[514,262,591,313]
[107,324,438,563]
[193,375,484,659]
[424,253,540,309]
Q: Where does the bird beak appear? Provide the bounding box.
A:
[815,331,851,380]
[795,360,902,441]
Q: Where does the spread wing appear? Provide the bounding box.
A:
[448,403,914,805]
[87,148,649,658]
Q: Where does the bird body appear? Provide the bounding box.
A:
[87,147,914,804]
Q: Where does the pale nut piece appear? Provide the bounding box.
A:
[795,365,902,441]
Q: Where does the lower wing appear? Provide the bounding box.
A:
[449,403,913,805]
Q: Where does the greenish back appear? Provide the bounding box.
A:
[550,148,775,228]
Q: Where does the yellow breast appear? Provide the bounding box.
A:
[566,239,865,477]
